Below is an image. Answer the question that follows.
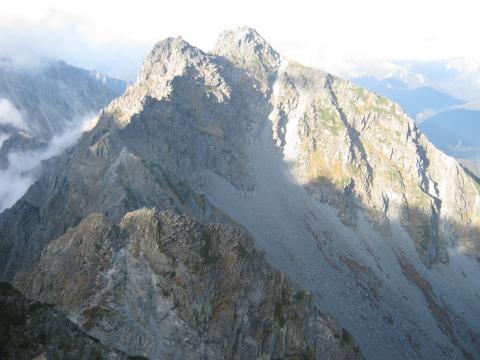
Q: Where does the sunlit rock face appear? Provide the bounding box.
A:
[1,27,479,359]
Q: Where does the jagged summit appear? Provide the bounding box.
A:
[213,26,280,65]
[213,26,277,54]
[138,36,206,82]
[1,27,479,360]
[111,27,281,125]
[108,35,230,125]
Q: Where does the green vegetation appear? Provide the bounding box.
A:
[353,87,365,97]
[332,328,361,354]
[290,61,309,69]
[341,329,354,346]
[236,243,249,259]
[293,291,306,303]
[387,169,402,183]
[317,107,344,136]
[377,96,389,106]
[112,107,123,119]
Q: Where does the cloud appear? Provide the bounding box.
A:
[0,114,98,211]
[0,98,26,129]
[0,133,9,147]
[2,0,480,80]
[0,13,150,79]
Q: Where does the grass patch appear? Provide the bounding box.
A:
[353,87,365,97]
[112,107,123,119]
[387,169,402,183]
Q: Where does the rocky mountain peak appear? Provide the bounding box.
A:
[108,35,230,126]
[138,36,205,83]
[1,28,480,360]
[212,27,281,89]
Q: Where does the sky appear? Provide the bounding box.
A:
[1,0,479,79]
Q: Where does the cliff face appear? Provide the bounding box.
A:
[0,27,479,359]
[0,282,132,360]
[15,209,361,360]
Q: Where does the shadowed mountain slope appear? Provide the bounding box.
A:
[0,27,479,359]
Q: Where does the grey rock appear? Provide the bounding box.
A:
[0,60,126,140]
[0,282,133,360]
[0,27,479,360]
[0,60,126,169]
[15,209,361,360]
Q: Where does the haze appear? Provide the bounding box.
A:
[1,0,479,79]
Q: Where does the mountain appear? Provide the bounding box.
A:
[0,282,134,359]
[352,76,462,121]
[352,62,480,178]
[419,108,480,158]
[349,58,480,102]
[0,27,479,359]
[15,209,361,359]
[404,58,480,101]
[0,59,126,141]
[0,59,127,211]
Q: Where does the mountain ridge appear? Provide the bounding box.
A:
[0,27,479,359]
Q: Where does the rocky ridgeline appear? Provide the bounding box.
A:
[0,27,479,359]
[15,209,361,359]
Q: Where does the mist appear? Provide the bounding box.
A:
[0,20,148,80]
[0,114,98,212]
[0,98,26,129]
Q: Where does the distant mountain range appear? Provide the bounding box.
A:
[351,59,480,176]
[0,58,126,141]
[0,59,126,210]
[353,76,462,121]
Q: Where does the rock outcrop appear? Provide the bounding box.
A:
[15,209,361,360]
[0,282,132,359]
[0,27,479,359]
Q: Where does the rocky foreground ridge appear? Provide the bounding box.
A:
[0,27,479,359]
[14,209,361,359]
[0,282,134,359]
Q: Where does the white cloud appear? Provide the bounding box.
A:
[0,133,9,148]
[0,98,26,129]
[0,114,98,211]
[1,0,480,79]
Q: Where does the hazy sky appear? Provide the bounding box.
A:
[1,0,478,78]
